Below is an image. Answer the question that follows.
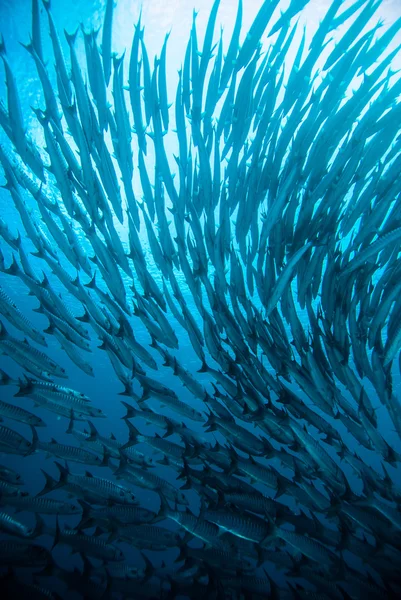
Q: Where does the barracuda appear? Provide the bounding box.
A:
[0,0,401,595]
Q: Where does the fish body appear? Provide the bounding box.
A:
[0,0,401,592]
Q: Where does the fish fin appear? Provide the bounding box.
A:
[86,420,99,442]
[64,27,79,46]
[76,308,91,323]
[121,420,140,449]
[37,468,58,496]
[120,400,136,419]
[0,320,9,339]
[65,409,76,434]
[0,33,6,56]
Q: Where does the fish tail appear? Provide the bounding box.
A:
[75,499,91,527]
[112,51,125,70]
[64,27,79,46]
[120,400,136,419]
[0,368,12,385]
[86,420,99,442]
[13,379,32,397]
[76,308,91,323]
[32,513,46,538]
[0,319,8,340]
[0,33,6,56]
[121,419,140,449]
[83,273,97,289]
[20,40,34,55]
[38,468,58,496]
[65,410,76,435]
[30,424,39,452]
[53,460,69,487]
[157,489,172,517]
[3,255,20,276]
[197,360,209,373]
[51,515,61,550]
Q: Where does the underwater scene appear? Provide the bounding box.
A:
[0,0,401,597]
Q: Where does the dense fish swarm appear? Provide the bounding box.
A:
[0,0,401,597]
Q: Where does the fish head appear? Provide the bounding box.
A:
[114,547,125,561]
[129,567,144,579]
[68,503,81,514]
[193,409,205,421]
[91,408,106,418]
[175,491,189,506]
[119,488,136,504]
[11,472,23,484]
[25,524,35,537]
[21,439,35,456]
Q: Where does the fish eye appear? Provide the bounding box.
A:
[119,490,124,496]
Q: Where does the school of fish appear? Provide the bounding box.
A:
[0,0,401,597]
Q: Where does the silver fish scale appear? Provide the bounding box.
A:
[204,508,269,542]
[69,473,134,502]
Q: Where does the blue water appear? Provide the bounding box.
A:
[1,0,401,597]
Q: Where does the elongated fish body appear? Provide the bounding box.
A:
[0,325,66,378]
[204,506,270,543]
[0,463,23,484]
[0,480,22,497]
[80,500,155,526]
[0,36,27,154]
[0,285,46,346]
[115,459,188,506]
[1,0,401,593]
[43,461,137,505]
[1,493,80,515]
[161,502,230,549]
[113,523,182,549]
[0,539,50,566]
[37,438,103,465]
[42,308,91,352]
[0,510,34,537]
[0,398,45,427]
[52,521,124,561]
[0,423,34,455]
[29,394,90,421]
[22,393,104,420]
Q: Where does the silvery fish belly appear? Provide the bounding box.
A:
[0,0,401,597]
